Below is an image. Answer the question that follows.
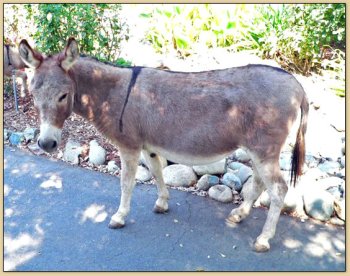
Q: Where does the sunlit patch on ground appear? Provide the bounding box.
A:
[5,208,15,218]
[4,230,44,271]
[304,231,345,258]
[4,184,11,197]
[283,238,303,249]
[40,174,63,189]
[79,203,108,224]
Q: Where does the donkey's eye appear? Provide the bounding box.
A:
[58,93,68,102]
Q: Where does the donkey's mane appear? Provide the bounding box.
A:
[79,54,133,69]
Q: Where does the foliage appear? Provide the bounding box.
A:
[141,4,262,57]
[141,4,344,71]
[24,4,128,63]
[256,4,345,75]
[4,4,36,45]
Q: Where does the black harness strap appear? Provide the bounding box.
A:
[119,66,142,133]
[5,44,12,66]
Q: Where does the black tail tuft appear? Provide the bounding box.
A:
[290,94,309,186]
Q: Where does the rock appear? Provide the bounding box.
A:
[208,185,233,203]
[279,152,292,171]
[305,154,318,168]
[4,129,11,141]
[23,127,39,142]
[334,199,345,221]
[283,187,302,213]
[340,156,345,168]
[337,168,345,179]
[233,148,250,162]
[64,140,82,165]
[107,161,120,173]
[303,189,334,221]
[259,190,270,207]
[301,168,329,182]
[89,140,106,165]
[9,132,25,145]
[139,152,168,168]
[316,176,344,192]
[163,164,197,187]
[237,164,253,184]
[259,188,303,214]
[329,216,345,226]
[222,172,242,191]
[318,160,340,175]
[135,166,152,182]
[227,161,244,171]
[192,159,227,176]
[196,174,219,191]
[326,186,343,201]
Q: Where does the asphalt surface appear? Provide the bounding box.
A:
[4,146,346,271]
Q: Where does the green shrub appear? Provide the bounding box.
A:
[141,4,345,75]
[26,4,128,63]
[256,4,345,75]
[141,4,262,56]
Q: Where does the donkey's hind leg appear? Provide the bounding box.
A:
[252,158,288,252]
[109,148,140,229]
[226,173,264,224]
[142,150,169,213]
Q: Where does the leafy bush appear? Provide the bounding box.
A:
[4,4,36,44]
[141,4,262,57]
[256,4,345,75]
[141,4,345,76]
[25,4,128,63]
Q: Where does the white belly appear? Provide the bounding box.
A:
[144,144,234,166]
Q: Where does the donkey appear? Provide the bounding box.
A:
[4,44,29,97]
[19,38,308,252]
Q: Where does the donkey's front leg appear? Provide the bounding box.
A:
[109,149,140,229]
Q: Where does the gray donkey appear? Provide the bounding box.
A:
[4,44,29,97]
[19,38,308,252]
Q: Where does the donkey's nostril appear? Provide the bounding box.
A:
[37,139,42,149]
[52,141,57,149]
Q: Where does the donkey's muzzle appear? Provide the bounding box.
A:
[38,138,58,153]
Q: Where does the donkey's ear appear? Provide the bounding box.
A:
[19,39,43,68]
[60,37,79,72]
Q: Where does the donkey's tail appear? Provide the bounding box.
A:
[290,93,309,186]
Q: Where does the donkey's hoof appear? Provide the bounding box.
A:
[108,220,125,229]
[254,240,270,253]
[153,204,168,214]
[226,214,242,224]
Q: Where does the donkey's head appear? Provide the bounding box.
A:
[19,38,79,153]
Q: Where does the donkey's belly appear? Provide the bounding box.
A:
[144,144,236,166]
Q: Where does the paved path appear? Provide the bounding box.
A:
[4,147,345,271]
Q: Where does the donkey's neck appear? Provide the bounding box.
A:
[70,57,133,136]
